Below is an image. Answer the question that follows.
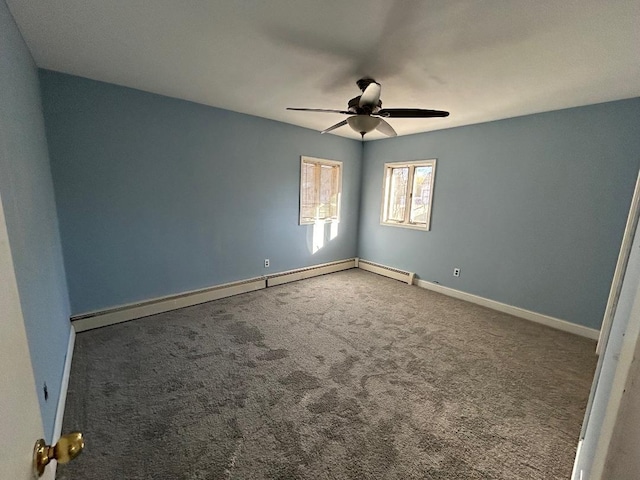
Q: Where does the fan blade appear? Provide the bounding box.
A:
[287,108,351,114]
[376,119,397,137]
[359,82,381,108]
[377,108,450,118]
[321,119,348,134]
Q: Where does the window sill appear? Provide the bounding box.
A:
[380,221,430,231]
[300,219,340,226]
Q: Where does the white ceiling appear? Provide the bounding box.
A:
[7,0,640,140]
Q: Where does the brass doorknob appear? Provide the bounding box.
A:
[33,432,84,477]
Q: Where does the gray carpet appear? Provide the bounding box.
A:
[57,269,596,479]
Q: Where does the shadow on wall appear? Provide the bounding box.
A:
[308,221,340,254]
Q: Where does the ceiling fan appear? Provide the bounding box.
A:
[287,78,449,138]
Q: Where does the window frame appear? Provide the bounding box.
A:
[380,159,437,231]
[299,156,343,225]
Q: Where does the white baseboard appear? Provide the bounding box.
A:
[71,277,266,332]
[572,439,584,480]
[415,279,600,340]
[50,325,76,477]
[266,258,355,287]
[70,258,596,340]
[53,324,75,441]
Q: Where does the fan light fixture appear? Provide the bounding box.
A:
[347,115,381,135]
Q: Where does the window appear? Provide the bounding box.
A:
[299,156,342,225]
[381,159,436,230]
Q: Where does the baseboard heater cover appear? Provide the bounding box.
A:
[356,258,415,285]
[71,277,266,332]
[71,258,357,332]
[266,258,356,287]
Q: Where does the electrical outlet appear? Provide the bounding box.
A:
[453,268,461,277]
[264,259,270,268]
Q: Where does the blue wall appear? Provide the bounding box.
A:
[37,68,640,331]
[360,99,640,329]
[39,70,362,315]
[0,1,71,441]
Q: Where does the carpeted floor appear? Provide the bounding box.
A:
[57,269,597,479]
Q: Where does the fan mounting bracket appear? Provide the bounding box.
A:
[356,77,377,92]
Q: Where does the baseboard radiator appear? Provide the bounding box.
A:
[356,258,415,285]
[71,277,266,332]
[266,258,356,287]
[72,258,357,332]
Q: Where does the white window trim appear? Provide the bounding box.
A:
[380,159,436,231]
[299,156,343,225]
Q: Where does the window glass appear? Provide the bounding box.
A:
[409,165,432,224]
[388,167,409,222]
[299,157,342,224]
[301,162,317,221]
[381,160,436,230]
[319,165,335,219]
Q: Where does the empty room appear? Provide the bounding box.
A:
[2,1,640,479]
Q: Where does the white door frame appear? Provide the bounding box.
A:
[573,167,640,479]
[596,170,640,355]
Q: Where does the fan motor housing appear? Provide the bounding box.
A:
[348,96,382,114]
